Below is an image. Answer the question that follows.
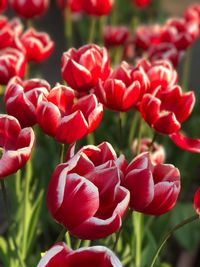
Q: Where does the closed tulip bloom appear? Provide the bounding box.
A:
[0,0,7,13]
[10,0,49,19]
[37,85,103,144]
[5,76,51,127]
[56,0,82,13]
[47,142,129,239]
[136,59,178,94]
[184,5,200,33]
[123,152,180,215]
[194,188,200,215]
[81,0,113,16]
[140,85,195,135]
[20,28,54,63]
[132,138,165,164]
[61,44,111,92]
[103,25,129,47]
[0,115,35,179]
[37,243,122,267]
[0,48,26,85]
[133,0,151,8]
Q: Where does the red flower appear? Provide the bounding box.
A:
[20,28,54,63]
[132,138,165,164]
[37,85,103,144]
[122,152,180,215]
[4,76,51,127]
[0,48,26,85]
[47,142,129,240]
[133,0,151,8]
[103,25,129,47]
[81,0,113,16]
[148,43,182,67]
[0,0,7,13]
[184,5,200,33]
[194,187,200,215]
[0,115,35,179]
[37,243,122,267]
[140,85,195,135]
[56,0,82,13]
[95,61,142,111]
[61,44,111,92]
[10,0,49,19]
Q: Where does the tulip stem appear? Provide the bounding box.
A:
[118,112,123,151]
[181,48,192,91]
[88,17,97,43]
[60,144,65,163]
[136,117,143,155]
[149,214,199,267]
[56,228,66,243]
[134,212,143,267]
[64,6,73,47]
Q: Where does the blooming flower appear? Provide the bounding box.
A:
[10,0,49,19]
[20,28,54,62]
[61,44,111,92]
[37,84,103,144]
[0,115,35,179]
[47,142,129,239]
[37,242,122,267]
[4,76,51,127]
[122,152,180,215]
[81,0,114,16]
[103,25,129,47]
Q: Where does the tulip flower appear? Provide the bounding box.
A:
[194,187,200,215]
[0,0,7,13]
[37,242,122,267]
[103,25,129,47]
[0,115,35,179]
[122,152,180,215]
[132,138,165,164]
[133,0,151,8]
[61,44,111,92]
[56,0,82,13]
[47,142,129,239]
[140,85,195,135]
[184,5,200,33]
[4,76,51,127]
[10,0,49,19]
[81,0,114,16]
[37,84,103,144]
[20,28,54,63]
[0,48,26,85]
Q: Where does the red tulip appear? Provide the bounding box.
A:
[81,0,113,16]
[37,243,122,267]
[0,48,26,85]
[132,138,165,164]
[140,85,195,135]
[0,0,7,13]
[133,0,151,8]
[5,76,51,127]
[61,44,111,92]
[194,187,200,215]
[136,59,178,95]
[0,115,35,179]
[122,152,180,215]
[47,142,129,239]
[10,0,49,19]
[103,25,129,47]
[56,0,82,13]
[20,28,54,63]
[37,85,103,144]
[95,61,142,111]
[184,5,200,33]
[148,43,181,67]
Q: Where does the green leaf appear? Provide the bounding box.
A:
[170,203,200,250]
[0,236,10,267]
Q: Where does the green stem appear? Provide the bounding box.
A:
[56,228,66,243]
[88,17,97,43]
[128,112,139,147]
[111,0,118,25]
[136,117,143,155]
[65,231,72,248]
[64,6,73,47]
[60,144,65,163]
[134,212,143,267]
[22,160,32,259]
[118,112,123,151]
[149,214,199,267]
[181,48,192,91]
